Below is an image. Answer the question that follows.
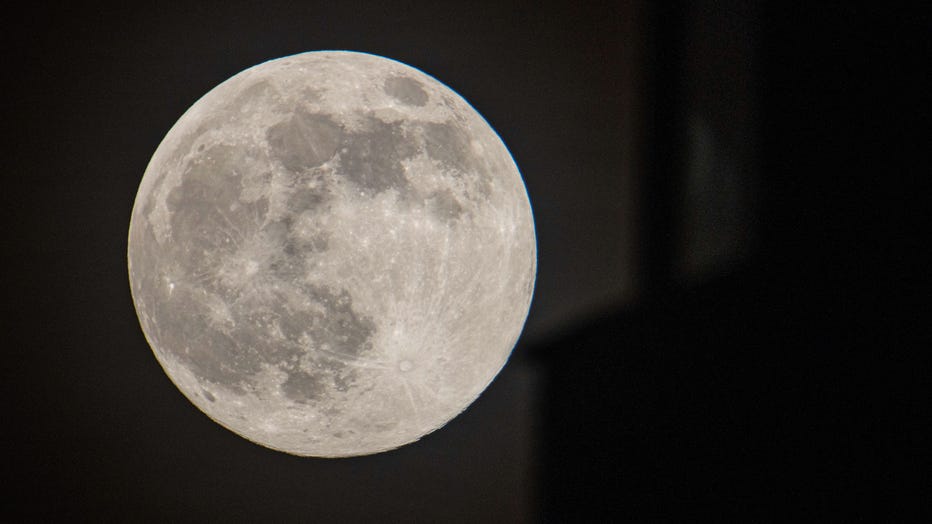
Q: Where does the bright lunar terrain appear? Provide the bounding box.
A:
[127,51,536,457]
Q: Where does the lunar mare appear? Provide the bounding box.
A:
[128,51,536,457]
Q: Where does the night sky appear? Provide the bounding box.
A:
[4,2,923,522]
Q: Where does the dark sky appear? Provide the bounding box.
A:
[3,2,923,522]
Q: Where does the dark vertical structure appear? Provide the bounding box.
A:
[642,1,688,294]
[676,1,759,282]
[539,1,765,521]
[643,0,760,291]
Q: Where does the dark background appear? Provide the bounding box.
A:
[3,2,924,522]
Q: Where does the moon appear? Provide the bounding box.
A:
[127,51,536,457]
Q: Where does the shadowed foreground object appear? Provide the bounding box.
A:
[127,51,536,457]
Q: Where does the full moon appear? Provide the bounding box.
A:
[127,51,536,457]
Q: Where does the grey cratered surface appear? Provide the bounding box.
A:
[127,51,536,457]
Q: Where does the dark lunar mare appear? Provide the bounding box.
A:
[383,76,429,107]
[337,115,419,197]
[133,141,378,401]
[267,110,342,173]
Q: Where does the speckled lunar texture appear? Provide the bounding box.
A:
[127,51,536,457]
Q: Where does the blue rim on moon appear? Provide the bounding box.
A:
[127,51,536,457]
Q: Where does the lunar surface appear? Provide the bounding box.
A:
[127,51,536,457]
